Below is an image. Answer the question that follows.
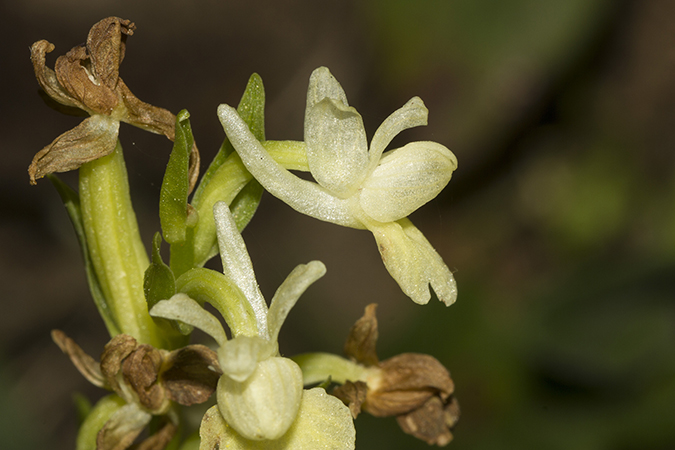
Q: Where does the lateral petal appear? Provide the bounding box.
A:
[360,141,457,223]
[28,115,119,184]
[267,261,326,343]
[368,97,428,168]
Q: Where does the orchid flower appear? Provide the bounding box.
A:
[150,202,355,448]
[217,67,458,305]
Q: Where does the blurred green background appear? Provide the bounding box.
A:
[1,0,674,449]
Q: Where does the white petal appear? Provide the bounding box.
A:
[150,293,228,347]
[365,218,457,306]
[218,104,362,228]
[200,388,355,450]
[368,97,428,168]
[214,201,268,337]
[305,67,349,116]
[217,335,276,382]
[360,141,458,223]
[268,261,326,343]
[305,98,369,197]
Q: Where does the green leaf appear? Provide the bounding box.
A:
[237,73,266,141]
[192,73,266,207]
[160,110,194,244]
[47,174,120,337]
[189,74,268,266]
[144,233,194,338]
[230,179,264,232]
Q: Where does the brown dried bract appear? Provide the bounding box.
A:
[52,330,221,450]
[337,304,460,446]
[28,17,200,189]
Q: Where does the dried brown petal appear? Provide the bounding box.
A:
[366,353,455,417]
[162,344,221,406]
[54,44,118,115]
[396,396,459,447]
[51,330,106,388]
[86,17,135,91]
[135,418,177,450]
[122,344,168,413]
[100,334,139,394]
[116,79,201,192]
[30,40,84,110]
[28,114,119,184]
[332,380,368,418]
[97,402,151,450]
[344,303,379,366]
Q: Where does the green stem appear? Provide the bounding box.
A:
[79,142,162,347]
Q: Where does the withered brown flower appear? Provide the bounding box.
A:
[332,304,460,446]
[28,17,199,188]
[52,330,221,450]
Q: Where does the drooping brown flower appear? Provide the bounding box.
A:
[28,17,199,188]
[52,330,221,450]
[332,304,460,446]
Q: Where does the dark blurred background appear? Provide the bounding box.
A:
[2,0,675,449]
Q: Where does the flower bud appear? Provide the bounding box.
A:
[216,356,303,440]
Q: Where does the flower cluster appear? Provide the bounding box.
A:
[30,17,460,450]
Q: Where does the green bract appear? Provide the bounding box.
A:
[217,67,458,305]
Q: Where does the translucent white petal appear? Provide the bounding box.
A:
[214,201,268,337]
[360,141,458,223]
[149,294,228,347]
[217,336,276,382]
[368,97,428,169]
[217,357,303,440]
[268,261,326,343]
[365,218,457,306]
[218,104,362,228]
[200,388,355,450]
[305,67,349,117]
[305,98,369,197]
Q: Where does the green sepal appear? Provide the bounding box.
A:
[47,174,120,337]
[160,110,194,244]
